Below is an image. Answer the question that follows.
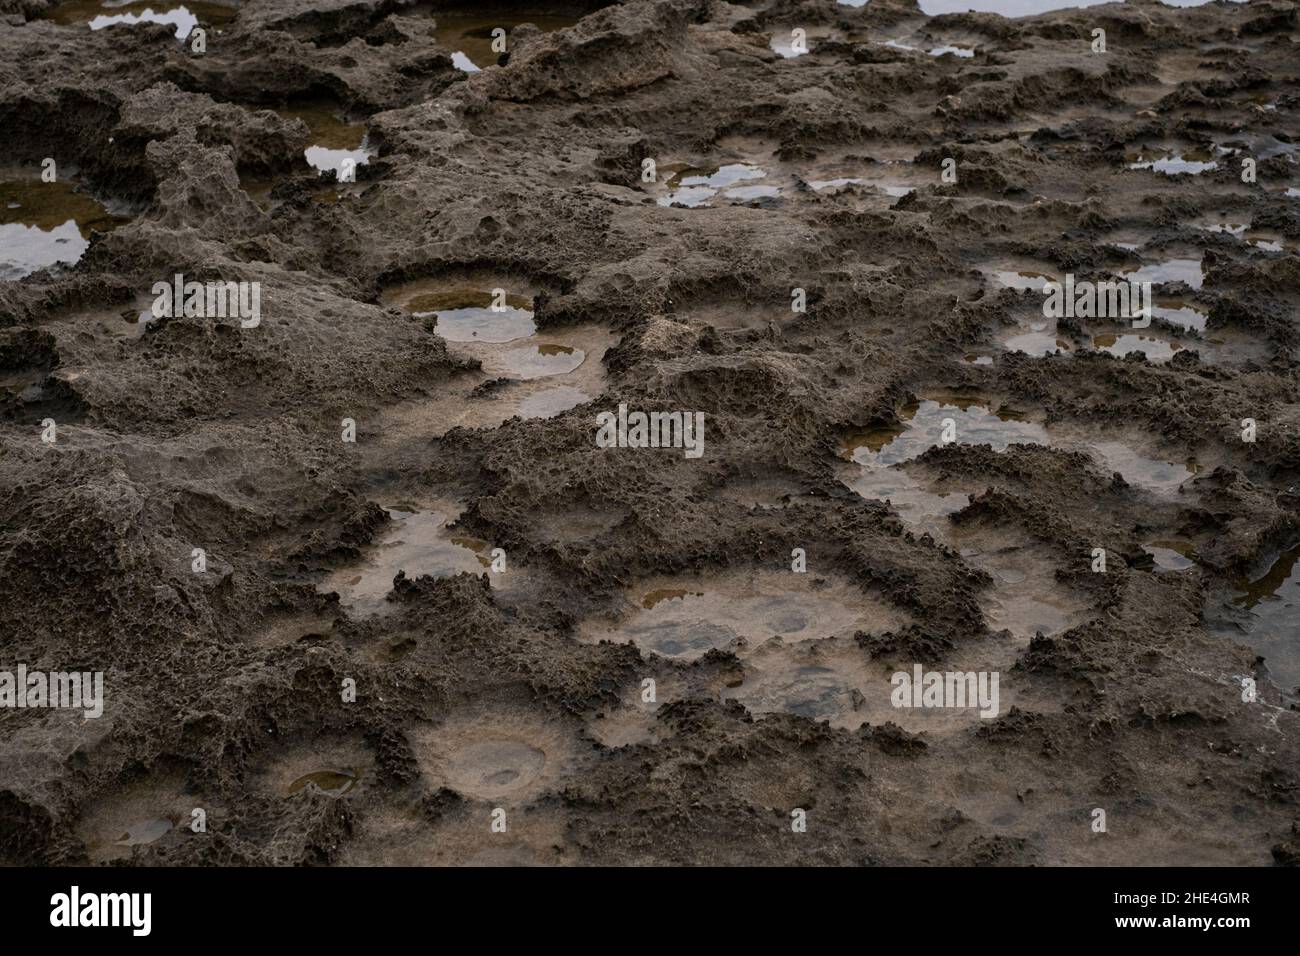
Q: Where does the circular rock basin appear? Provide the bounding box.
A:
[444,740,546,800]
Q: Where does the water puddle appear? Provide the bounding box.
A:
[40,0,236,39]
[991,268,1057,292]
[383,278,606,414]
[655,163,777,207]
[842,397,1043,535]
[843,396,1047,465]
[1223,543,1300,694]
[0,177,128,280]
[1231,544,1300,610]
[319,506,492,615]
[430,13,583,71]
[1247,94,1278,112]
[371,315,609,440]
[1152,299,1207,333]
[916,0,1111,14]
[278,104,373,177]
[1198,221,1296,253]
[1144,541,1196,572]
[991,263,1228,358]
[1120,257,1203,291]
[842,393,1199,500]
[847,463,969,540]
[1126,148,1219,176]
[578,570,906,661]
[884,38,975,57]
[770,28,835,58]
[476,336,603,417]
[1136,298,1260,364]
[254,739,372,807]
[115,817,173,846]
[1001,326,1072,356]
[633,523,1067,735]
[1087,440,1198,493]
[1091,331,1182,363]
[287,768,360,798]
[642,587,704,608]
[808,176,915,199]
[1243,236,1290,253]
[821,421,1097,730]
[387,281,536,343]
[491,343,585,379]
[928,44,975,58]
[1200,221,1247,238]
[807,177,864,191]
[802,153,923,200]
